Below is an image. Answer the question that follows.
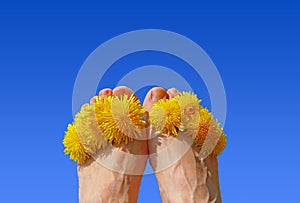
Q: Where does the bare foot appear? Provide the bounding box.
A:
[78,86,148,203]
[145,87,222,203]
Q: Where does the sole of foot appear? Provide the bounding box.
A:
[144,87,222,203]
[78,86,148,203]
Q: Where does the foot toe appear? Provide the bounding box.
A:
[167,87,180,99]
[143,87,168,112]
[98,88,113,98]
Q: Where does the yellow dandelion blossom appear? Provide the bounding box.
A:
[191,107,226,157]
[212,130,227,156]
[73,103,107,154]
[149,98,183,137]
[174,92,201,130]
[98,95,146,146]
[172,92,227,157]
[192,107,213,143]
[149,91,226,156]
[63,124,90,164]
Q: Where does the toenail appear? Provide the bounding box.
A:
[151,91,166,101]
[103,89,110,95]
[100,89,111,97]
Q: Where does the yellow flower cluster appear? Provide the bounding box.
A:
[63,92,227,163]
[149,98,183,136]
[98,95,146,146]
[149,92,227,157]
[63,124,90,164]
[63,95,146,163]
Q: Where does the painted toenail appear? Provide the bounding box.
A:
[151,91,166,101]
[103,89,110,95]
[100,89,111,97]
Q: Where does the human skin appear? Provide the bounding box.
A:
[78,87,148,203]
[78,86,222,203]
[144,87,222,203]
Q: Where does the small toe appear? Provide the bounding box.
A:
[167,88,180,99]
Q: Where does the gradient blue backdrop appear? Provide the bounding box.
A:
[1,1,299,202]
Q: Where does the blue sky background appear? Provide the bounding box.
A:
[0,1,300,202]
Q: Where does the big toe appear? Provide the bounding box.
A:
[113,86,147,155]
[113,86,135,97]
[143,87,168,112]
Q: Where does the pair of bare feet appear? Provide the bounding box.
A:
[78,86,221,203]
